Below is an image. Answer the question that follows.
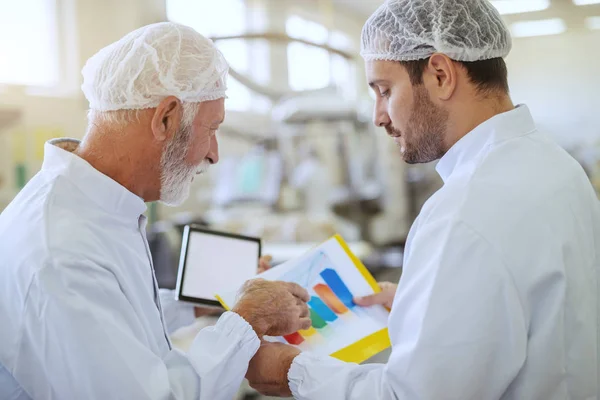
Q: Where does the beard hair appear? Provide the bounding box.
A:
[386,85,449,164]
[159,124,209,207]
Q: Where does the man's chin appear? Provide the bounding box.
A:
[192,169,207,181]
[159,187,191,207]
[159,198,186,207]
[402,151,444,165]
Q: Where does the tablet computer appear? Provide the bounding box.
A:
[175,225,262,308]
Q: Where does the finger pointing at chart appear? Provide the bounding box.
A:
[354,281,398,309]
[286,282,310,302]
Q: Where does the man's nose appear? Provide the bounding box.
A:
[207,136,219,164]
[373,100,391,127]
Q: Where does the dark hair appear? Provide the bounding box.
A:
[401,57,509,95]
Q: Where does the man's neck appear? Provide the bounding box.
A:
[74,129,160,202]
[446,94,514,150]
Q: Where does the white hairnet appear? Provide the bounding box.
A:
[82,22,229,111]
[361,0,512,62]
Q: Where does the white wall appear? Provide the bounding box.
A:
[507,29,600,149]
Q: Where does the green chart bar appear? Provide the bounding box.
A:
[309,307,327,329]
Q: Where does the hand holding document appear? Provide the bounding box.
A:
[217,235,391,363]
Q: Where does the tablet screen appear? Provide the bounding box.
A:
[176,226,261,306]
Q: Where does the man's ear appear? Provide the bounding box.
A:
[424,53,458,101]
[151,96,182,142]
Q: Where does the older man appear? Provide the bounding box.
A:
[246,0,600,399]
[0,22,310,400]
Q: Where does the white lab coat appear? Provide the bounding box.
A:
[288,105,600,399]
[159,289,198,335]
[0,139,260,400]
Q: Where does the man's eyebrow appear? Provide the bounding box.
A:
[368,79,388,89]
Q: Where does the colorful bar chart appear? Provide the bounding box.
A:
[308,296,338,322]
[313,284,349,314]
[320,268,355,309]
[283,266,359,346]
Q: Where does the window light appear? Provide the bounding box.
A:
[573,0,600,5]
[490,0,550,15]
[511,18,567,38]
[0,0,59,87]
[585,16,600,30]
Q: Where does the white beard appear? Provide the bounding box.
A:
[159,126,210,206]
[160,159,210,207]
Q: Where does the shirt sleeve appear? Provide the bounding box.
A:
[19,257,259,400]
[158,288,197,334]
[288,218,528,400]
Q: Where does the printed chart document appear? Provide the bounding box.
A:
[216,235,391,363]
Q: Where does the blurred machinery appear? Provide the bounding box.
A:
[204,32,390,242]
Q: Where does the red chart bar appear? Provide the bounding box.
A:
[283,332,305,345]
[313,283,349,314]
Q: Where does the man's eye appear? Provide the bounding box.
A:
[380,90,390,98]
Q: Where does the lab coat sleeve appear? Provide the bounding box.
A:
[288,218,528,400]
[159,288,197,334]
[23,257,259,400]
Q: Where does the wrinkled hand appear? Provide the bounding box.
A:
[233,279,311,337]
[194,255,275,317]
[353,281,398,309]
[247,341,300,397]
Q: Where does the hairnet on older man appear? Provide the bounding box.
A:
[81,22,229,111]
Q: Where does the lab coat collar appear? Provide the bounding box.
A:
[436,104,536,182]
[42,138,147,219]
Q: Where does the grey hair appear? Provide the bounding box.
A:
[86,101,199,131]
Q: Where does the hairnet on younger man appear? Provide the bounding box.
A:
[361,0,512,62]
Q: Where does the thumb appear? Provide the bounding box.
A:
[354,292,388,307]
[258,255,273,269]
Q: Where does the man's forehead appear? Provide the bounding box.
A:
[366,60,404,82]
[196,98,225,123]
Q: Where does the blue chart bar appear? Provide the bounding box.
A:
[308,296,338,322]
[320,268,355,308]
